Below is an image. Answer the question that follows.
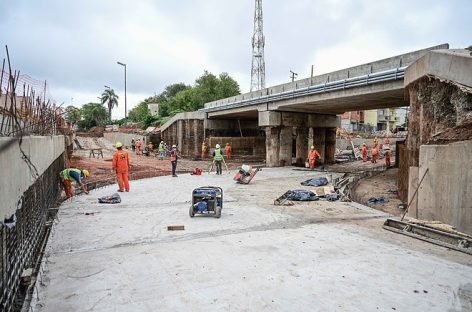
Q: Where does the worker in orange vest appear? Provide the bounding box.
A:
[307,145,321,170]
[135,139,142,155]
[112,142,130,192]
[384,145,391,167]
[225,143,232,160]
[371,146,379,163]
[373,137,379,149]
[361,143,368,162]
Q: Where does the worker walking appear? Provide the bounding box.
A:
[307,145,321,170]
[170,144,178,177]
[59,168,89,198]
[201,141,208,161]
[158,141,165,160]
[113,142,130,192]
[225,143,232,160]
[213,144,223,175]
[135,139,142,155]
[384,145,391,167]
[372,146,379,163]
[361,143,368,162]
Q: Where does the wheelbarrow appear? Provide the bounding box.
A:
[189,186,223,218]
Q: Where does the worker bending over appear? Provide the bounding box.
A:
[307,145,321,170]
[113,142,130,192]
[213,144,224,175]
[60,168,89,198]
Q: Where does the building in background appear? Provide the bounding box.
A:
[377,108,397,131]
[148,103,159,116]
[339,110,364,132]
[339,108,408,132]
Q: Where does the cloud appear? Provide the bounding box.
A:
[0,0,470,118]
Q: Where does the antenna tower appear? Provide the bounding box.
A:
[250,0,265,91]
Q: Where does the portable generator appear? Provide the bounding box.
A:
[189,186,223,218]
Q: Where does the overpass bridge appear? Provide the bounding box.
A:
[161,44,450,166]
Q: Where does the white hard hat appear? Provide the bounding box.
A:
[172,144,176,148]
[216,144,220,149]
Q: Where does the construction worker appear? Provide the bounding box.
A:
[361,143,368,162]
[170,144,178,177]
[307,145,321,170]
[384,136,391,145]
[213,144,223,175]
[131,138,135,151]
[135,139,142,155]
[201,141,208,160]
[384,145,391,167]
[112,142,130,192]
[372,145,379,163]
[373,137,379,149]
[147,141,154,156]
[225,143,232,160]
[158,141,165,160]
[59,168,89,198]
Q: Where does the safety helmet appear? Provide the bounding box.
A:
[216,144,220,149]
[82,169,90,177]
[161,140,163,143]
[172,144,176,148]
[311,145,315,149]
[363,143,366,146]
[115,142,123,148]
[226,143,230,145]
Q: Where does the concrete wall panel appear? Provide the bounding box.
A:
[417,141,472,235]
[0,135,65,219]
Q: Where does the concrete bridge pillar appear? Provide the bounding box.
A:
[279,126,292,167]
[259,111,340,167]
[325,128,337,164]
[264,126,281,167]
[295,127,309,166]
[312,128,326,163]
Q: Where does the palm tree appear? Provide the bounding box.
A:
[100,88,119,119]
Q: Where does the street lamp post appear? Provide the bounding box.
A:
[117,61,127,119]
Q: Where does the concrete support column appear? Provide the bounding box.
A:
[177,120,183,148]
[295,127,308,166]
[279,126,292,167]
[313,128,326,163]
[325,128,337,164]
[265,127,280,167]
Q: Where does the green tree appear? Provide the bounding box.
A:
[64,105,81,125]
[100,88,119,119]
[128,102,151,122]
[79,103,108,129]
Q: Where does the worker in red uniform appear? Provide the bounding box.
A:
[372,146,379,163]
[112,142,130,192]
[135,139,142,155]
[361,143,368,162]
[225,143,232,160]
[373,137,379,149]
[384,145,391,167]
[59,168,89,198]
[307,145,321,170]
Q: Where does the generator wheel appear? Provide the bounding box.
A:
[215,206,222,218]
[189,205,195,218]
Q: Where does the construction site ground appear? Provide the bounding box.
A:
[32,156,472,311]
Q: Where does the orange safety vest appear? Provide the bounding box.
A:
[113,150,129,173]
[170,150,177,162]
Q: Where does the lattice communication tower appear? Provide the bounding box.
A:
[250,0,265,91]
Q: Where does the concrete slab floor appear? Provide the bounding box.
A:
[33,168,472,312]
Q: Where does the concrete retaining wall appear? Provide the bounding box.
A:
[208,137,265,157]
[0,135,65,220]
[416,141,472,235]
[103,132,150,149]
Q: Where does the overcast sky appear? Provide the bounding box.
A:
[1,0,470,118]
